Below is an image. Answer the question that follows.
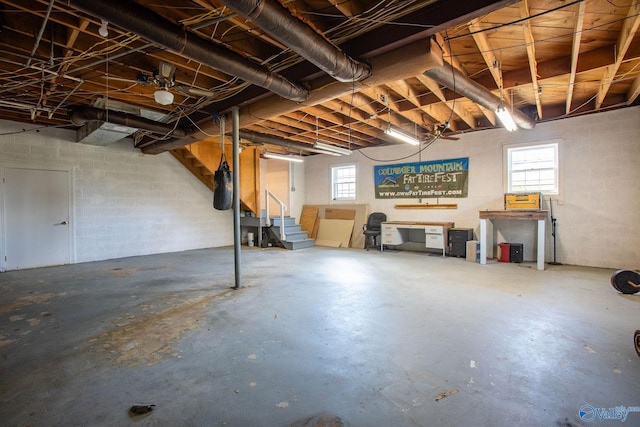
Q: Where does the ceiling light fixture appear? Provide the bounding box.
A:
[313,141,352,156]
[153,88,174,105]
[263,152,304,163]
[98,20,109,38]
[495,102,517,131]
[385,126,420,145]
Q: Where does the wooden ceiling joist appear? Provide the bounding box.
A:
[595,1,640,109]
[1,0,639,155]
[566,1,586,114]
[519,0,543,119]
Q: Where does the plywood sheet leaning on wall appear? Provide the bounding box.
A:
[324,209,355,246]
[300,206,319,238]
[305,204,369,249]
[325,208,356,220]
[315,219,355,248]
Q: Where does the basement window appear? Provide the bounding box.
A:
[505,141,559,195]
[332,164,356,201]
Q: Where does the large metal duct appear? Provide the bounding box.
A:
[218,0,371,83]
[69,0,309,102]
[423,65,535,129]
[69,106,190,138]
[142,38,444,154]
[238,130,329,154]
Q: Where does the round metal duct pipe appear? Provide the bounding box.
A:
[424,65,536,129]
[218,0,371,83]
[69,0,309,102]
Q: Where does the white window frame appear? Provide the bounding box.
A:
[331,164,356,201]
[504,140,560,196]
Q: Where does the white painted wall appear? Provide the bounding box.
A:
[261,158,306,221]
[264,158,290,217]
[304,106,640,269]
[288,160,306,220]
[0,120,233,265]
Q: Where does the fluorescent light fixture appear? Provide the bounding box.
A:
[384,126,420,145]
[496,103,518,131]
[263,152,304,163]
[154,89,174,105]
[313,141,352,156]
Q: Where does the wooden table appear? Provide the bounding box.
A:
[479,210,548,270]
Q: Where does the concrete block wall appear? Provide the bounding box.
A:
[304,106,640,269]
[0,120,233,264]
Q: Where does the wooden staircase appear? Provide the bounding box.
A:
[170,143,261,214]
[171,142,313,250]
[171,146,213,190]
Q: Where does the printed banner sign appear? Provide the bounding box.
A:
[374,157,469,199]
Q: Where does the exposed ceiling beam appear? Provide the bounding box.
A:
[336,92,378,118]
[566,1,586,114]
[478,105,497,126]
[492,41,639,89]
[595,1,640,109]
[519,0,542,119]
[434,32,493,127]
[416,74,476,129]
[627,72,640,105]
[320,99,389,142]
[144,37,440,154]
[204,0,519,116]
[468,17,502,90]
[361,85,430,132]
[435,33,465,73]
[41,18,91,118]
[327,0,366,17]
[341,0,518,58]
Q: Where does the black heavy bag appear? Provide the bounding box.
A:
[213,153,233,210]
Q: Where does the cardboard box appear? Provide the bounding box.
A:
[466,240,479,262]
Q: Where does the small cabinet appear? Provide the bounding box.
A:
[382,224,403,245]
[425,225,445,255]
[449,228,474,257]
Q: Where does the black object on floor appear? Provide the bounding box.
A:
[129,405,155,417]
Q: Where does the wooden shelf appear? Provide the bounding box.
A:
[394,203,458,209]
[479,210,548,220]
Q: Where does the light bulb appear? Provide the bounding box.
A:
[154,89,174,105]
[98,20,109,38]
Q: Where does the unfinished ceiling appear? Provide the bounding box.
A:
[1,0,639,155]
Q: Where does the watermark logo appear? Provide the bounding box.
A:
[579,404,640,423]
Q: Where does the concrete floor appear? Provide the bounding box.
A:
[0,246,638,426]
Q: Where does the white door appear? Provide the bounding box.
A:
[2,167,71,270]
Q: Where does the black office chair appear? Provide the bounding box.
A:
[362,212,387,251]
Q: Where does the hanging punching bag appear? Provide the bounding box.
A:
[213,152,233,210]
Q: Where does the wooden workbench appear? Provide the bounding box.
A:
[478,210,548,270]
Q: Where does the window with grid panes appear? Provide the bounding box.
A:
[332,164,356,200]
[506,142,559,195]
